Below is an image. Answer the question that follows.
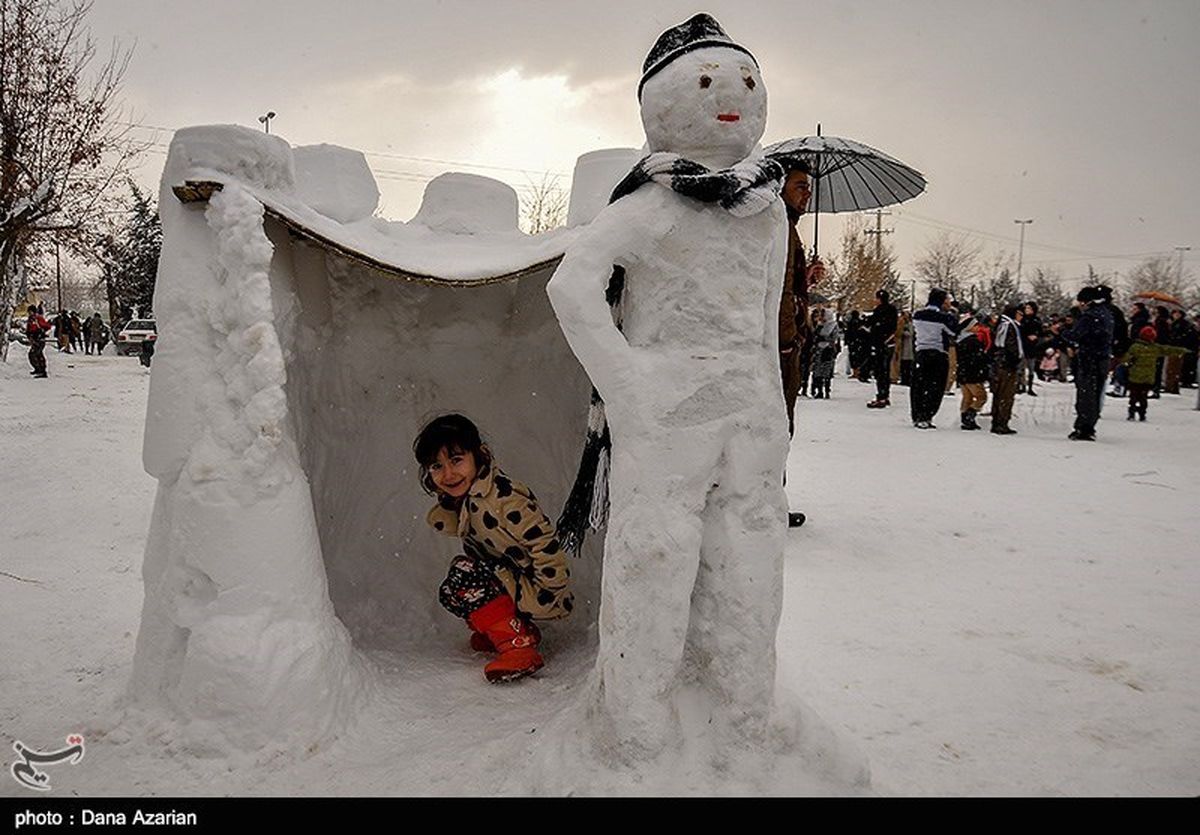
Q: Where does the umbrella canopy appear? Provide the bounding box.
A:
[765,135,927,214]
[1131,290,1184,310]
[765,134,926,257]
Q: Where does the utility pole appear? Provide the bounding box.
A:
[864,209,893,261]
[258,110,276,134]
[1013,219,1033,297]
[1175,246,1192,284]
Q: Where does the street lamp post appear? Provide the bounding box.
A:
[258,111,276,134]
[1014,219,1033,297]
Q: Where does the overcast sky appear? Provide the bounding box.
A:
[88,0,1200,290]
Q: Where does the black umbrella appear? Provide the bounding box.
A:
[766,126,927,255]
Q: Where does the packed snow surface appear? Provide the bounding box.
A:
[3,357,1197,795]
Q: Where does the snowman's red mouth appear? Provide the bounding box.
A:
[717,113,741,122]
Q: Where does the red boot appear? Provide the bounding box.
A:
[467,596,543,683]
[469,618,539,653]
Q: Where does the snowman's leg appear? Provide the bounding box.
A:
[688,411,788,740]
[595,425,719,751]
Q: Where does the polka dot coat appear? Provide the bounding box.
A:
[426,463,574,621]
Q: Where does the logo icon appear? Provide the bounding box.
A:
[10,735,85,791]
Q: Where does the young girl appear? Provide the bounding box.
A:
[414,414,573,682]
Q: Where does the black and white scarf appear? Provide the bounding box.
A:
[556,151,788,555]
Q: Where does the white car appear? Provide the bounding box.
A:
[115,319,157,355]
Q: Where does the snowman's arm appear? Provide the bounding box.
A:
[546,207,647,398]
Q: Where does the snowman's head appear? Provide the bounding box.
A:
[637,15,766,168]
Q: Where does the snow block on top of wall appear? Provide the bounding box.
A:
[293,144,380,224]
[411,172,519,235]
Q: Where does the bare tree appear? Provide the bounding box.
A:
[0,0,138,357]
[1125,255,1193,300]
[912,231,985,304]
[824,214,898,312]
[519,174,569,235]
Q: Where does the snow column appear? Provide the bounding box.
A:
[130,126,367,752]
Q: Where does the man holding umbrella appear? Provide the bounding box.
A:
[779,164,826,528]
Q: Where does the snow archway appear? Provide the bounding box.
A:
[129,126,608,750]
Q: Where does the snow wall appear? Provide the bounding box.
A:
[129,125,607,752]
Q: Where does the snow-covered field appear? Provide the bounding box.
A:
[2,349,1197,796]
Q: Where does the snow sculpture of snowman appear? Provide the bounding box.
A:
[547,14,792,753]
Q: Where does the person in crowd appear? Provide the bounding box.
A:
[414,414,572,683]
[81,314,93,353]
[1151,305,1171,397]
[26,307,52,378]
[1058,311,1078,381]
[844,310,870,382]
[1128,302,1150,342]
[1066,287,1114,441]
[897,311,915,387]
[989,304,1024,435]
[1094,286,1130,397]
[910,288,963,429]
[1018,301,1042,395]
[54,309,71,352]
[88,312,106,355]
[1038,347,1060,381]
[955,314,991,431]
[1168,309,1197,389]
[69,311,84,352]
[1124,326,1190,422]
[867,289,898,409]
[809,307,840,400]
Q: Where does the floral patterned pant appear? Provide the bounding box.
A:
[438,555,506,620]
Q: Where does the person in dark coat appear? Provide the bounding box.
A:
[1018,301,1042,395]
[1128,302,1150,342]
[1097,286,1130,397]
[866,289,899,408]
[69,312,83,352]
[955,317,991,430]
[1168,309,1197,389]
[1066,287,1115,441]
[1151,305,1171,397]
[989,305,1024,435]
[844,310,870,382]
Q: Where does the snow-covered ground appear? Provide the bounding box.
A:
[2,349,1197,796]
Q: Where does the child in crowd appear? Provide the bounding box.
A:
[955,316,991,430]
[1124,326,1190,421]
[1038,348,1059,381]
[414,414,573,682]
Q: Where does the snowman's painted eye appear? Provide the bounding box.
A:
[744,76,756,90]
[699,75,712,89]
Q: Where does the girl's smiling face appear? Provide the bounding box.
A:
[428,446,478,499]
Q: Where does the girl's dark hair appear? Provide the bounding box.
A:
[413,413,492,496]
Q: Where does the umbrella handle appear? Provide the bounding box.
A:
[812,173,820,258]
[811,122,822,259]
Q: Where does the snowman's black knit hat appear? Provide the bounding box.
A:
[638,13,758,100]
